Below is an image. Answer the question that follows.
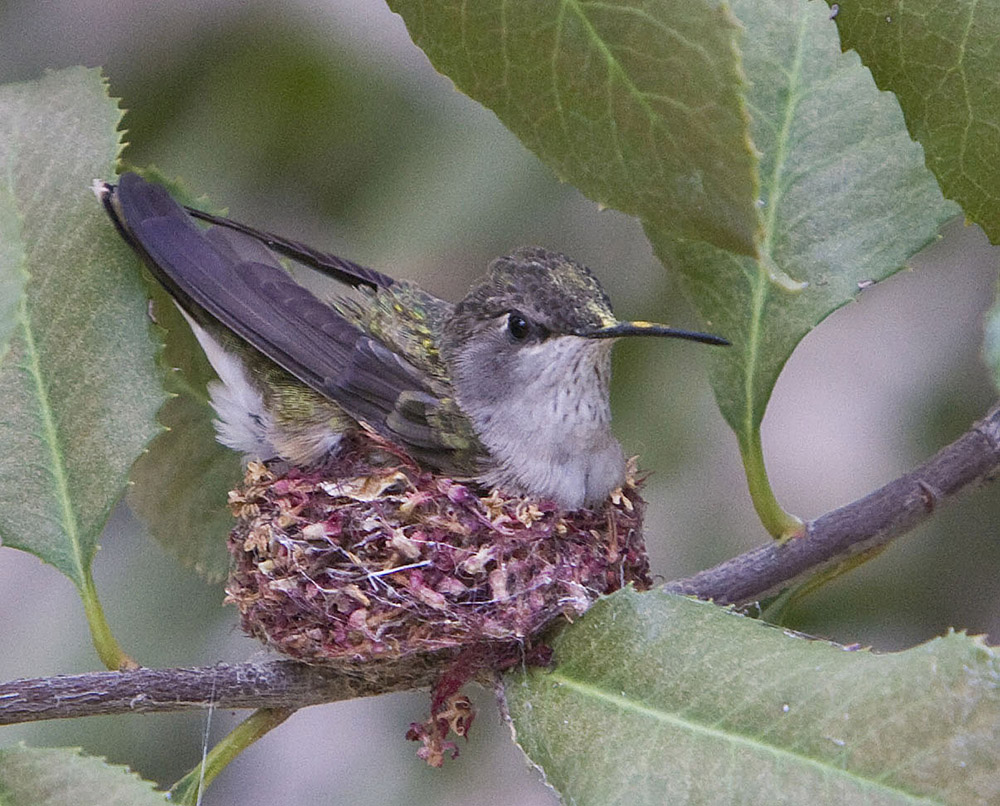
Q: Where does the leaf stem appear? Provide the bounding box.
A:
[170,707,294,804]
[78,570,137,671]
[740,428,804,539]
[758,544,888,623]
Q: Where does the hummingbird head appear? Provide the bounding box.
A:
[447,246,615,344]
[442,247,727,509]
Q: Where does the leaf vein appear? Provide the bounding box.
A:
[17,295,85,581]
[548,670,943,803]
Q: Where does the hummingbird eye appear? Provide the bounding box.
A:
[506,312,531,341]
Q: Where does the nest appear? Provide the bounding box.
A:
[225,433,650,763]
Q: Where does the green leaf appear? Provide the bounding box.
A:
[169,707,293,805]
[0,184,26,364]
[0,70,165,588]
[387,0,760,256]
[650,0,957,533]
[830,0,1000,244]
[127,283,242,582]
[0,745,167,805]
[984,281,1000,393]
[507,589,1000,806]
[127,392,241,582]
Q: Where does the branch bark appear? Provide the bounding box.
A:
[666,402,1000,604]
[1,404,998,727]
[0,660,436,726]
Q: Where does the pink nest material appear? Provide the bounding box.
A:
[225,433,651,764]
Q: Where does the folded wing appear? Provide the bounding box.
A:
[102,173,479,472]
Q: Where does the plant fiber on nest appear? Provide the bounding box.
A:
[225,433,651,763]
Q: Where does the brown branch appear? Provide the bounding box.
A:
[1,403,998,727]
[0,660,437,726]
[665,402,1000,604]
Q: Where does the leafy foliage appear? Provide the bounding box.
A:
[657,0,958,530]
[985,281,1000,392]
[0,745,167,805]
[830,0,1000,244]
[127,278,242,583]
[0,183,25,363]
[0,69,164,589]
[388,0,759,256]
[508,589,1000,805]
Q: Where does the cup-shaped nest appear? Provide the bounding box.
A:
[225,434,651,763]
[228,434,650,664]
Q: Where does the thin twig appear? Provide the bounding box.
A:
[1,403,998,726]
[665,402,1000,605]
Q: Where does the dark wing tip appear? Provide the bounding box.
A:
[185,208,395,292]
[99,171,455,467]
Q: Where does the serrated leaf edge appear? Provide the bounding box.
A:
[535,667,942,803]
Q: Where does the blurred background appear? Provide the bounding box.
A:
[1,1,998,803]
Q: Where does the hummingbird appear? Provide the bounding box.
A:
[99,172,728,511]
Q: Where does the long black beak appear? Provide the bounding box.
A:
[578,321,729,346]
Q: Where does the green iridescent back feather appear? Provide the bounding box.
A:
[330,281,485,473]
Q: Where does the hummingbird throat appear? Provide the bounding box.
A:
[451,335,625,510]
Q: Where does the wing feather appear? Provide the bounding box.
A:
[104,173,479,469]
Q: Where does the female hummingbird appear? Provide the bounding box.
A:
[99,173,727,510]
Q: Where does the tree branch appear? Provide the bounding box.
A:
[0,660,437,726]
[665,402,1000,604]
[2,403,998,727]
